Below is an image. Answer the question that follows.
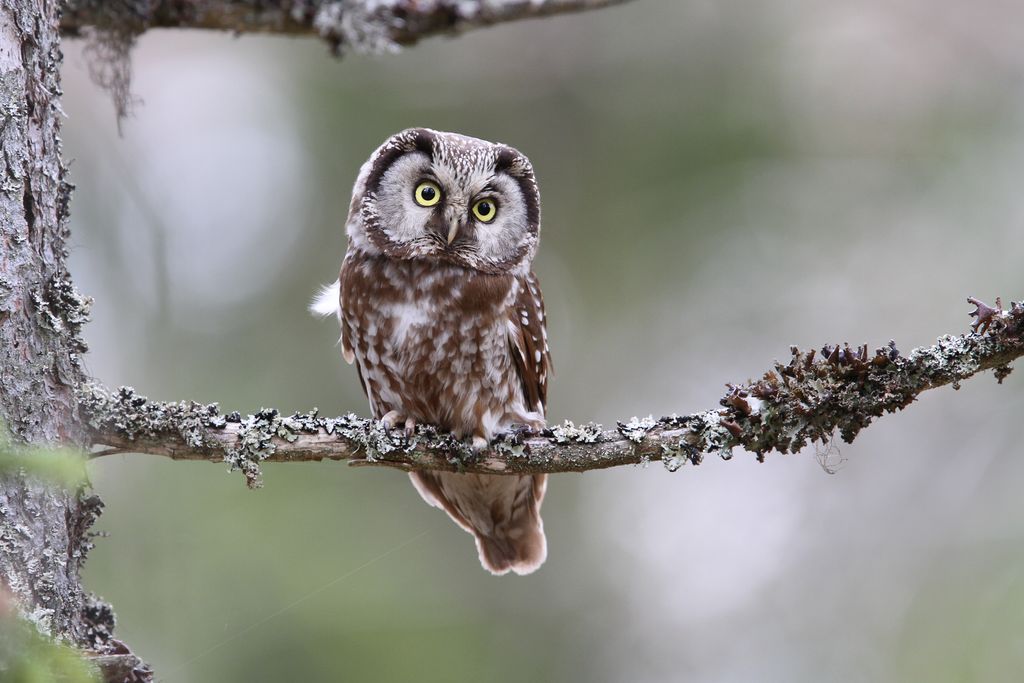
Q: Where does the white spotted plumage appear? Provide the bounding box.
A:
[314,129,553,575]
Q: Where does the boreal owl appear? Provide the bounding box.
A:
[312,128,552,575]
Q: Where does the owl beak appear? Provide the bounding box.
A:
[446,219,459,245]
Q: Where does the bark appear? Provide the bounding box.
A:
[82,298,1023,485]
[0,0,87,632]
[0,0,115,659]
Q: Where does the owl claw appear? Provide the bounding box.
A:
[471,436,489,452]
[381,410,404,431]
[379,411,418,440]
[507,423,538,442]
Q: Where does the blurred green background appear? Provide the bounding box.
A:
[61,2,1023,681]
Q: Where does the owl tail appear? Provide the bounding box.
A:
[409,471,548,575]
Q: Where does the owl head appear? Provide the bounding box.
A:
[345,128,541,274]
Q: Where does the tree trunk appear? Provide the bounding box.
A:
[0,0,101,648]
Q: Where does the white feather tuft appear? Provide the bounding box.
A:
[310,280,341,318]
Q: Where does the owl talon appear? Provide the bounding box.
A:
[404,417,417,437]
[381,410,404,431]
[506,423,538,443]
[471,435,489,452]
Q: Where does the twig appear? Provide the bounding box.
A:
[81,296,1024,488]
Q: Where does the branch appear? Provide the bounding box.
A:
[61,0,634,51]
[81,296,1024,486]
[80,297,1024,487]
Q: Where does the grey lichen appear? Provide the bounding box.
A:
[80,27,138,133]
[617,415,656,443]
[659,442,700,472]
[680,410,736,461]
[545,420,603,445]
[224,410,284,488]
[312,1,404,54]
[79,385,468,483]
[78,385,219,443]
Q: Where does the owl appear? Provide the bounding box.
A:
[312,128,553,575]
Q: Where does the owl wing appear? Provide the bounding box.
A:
[508,270,552,416]
[337,258,371,408]
[336,262,356,366]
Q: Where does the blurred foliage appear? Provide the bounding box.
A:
[0,442,88,489]
[0,605,96,683]
[0,442,92,680]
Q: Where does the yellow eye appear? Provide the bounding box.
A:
[414,181,441,207]
[472,198,497,223]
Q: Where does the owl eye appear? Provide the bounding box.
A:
[414,181,441,207]
[472,198,497,223]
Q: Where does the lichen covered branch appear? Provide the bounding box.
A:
[61,0,634,53]
[82,297,1024,488]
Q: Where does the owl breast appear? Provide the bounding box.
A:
[339,253,539,441]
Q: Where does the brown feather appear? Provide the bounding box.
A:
[329,129,552,575]
[508,270,552,415]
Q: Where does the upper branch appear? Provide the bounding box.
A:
[81,297,1024,488]
[61,0,634,52]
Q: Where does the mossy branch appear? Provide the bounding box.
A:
[81,297,1023,488]
[61,0,634,52]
